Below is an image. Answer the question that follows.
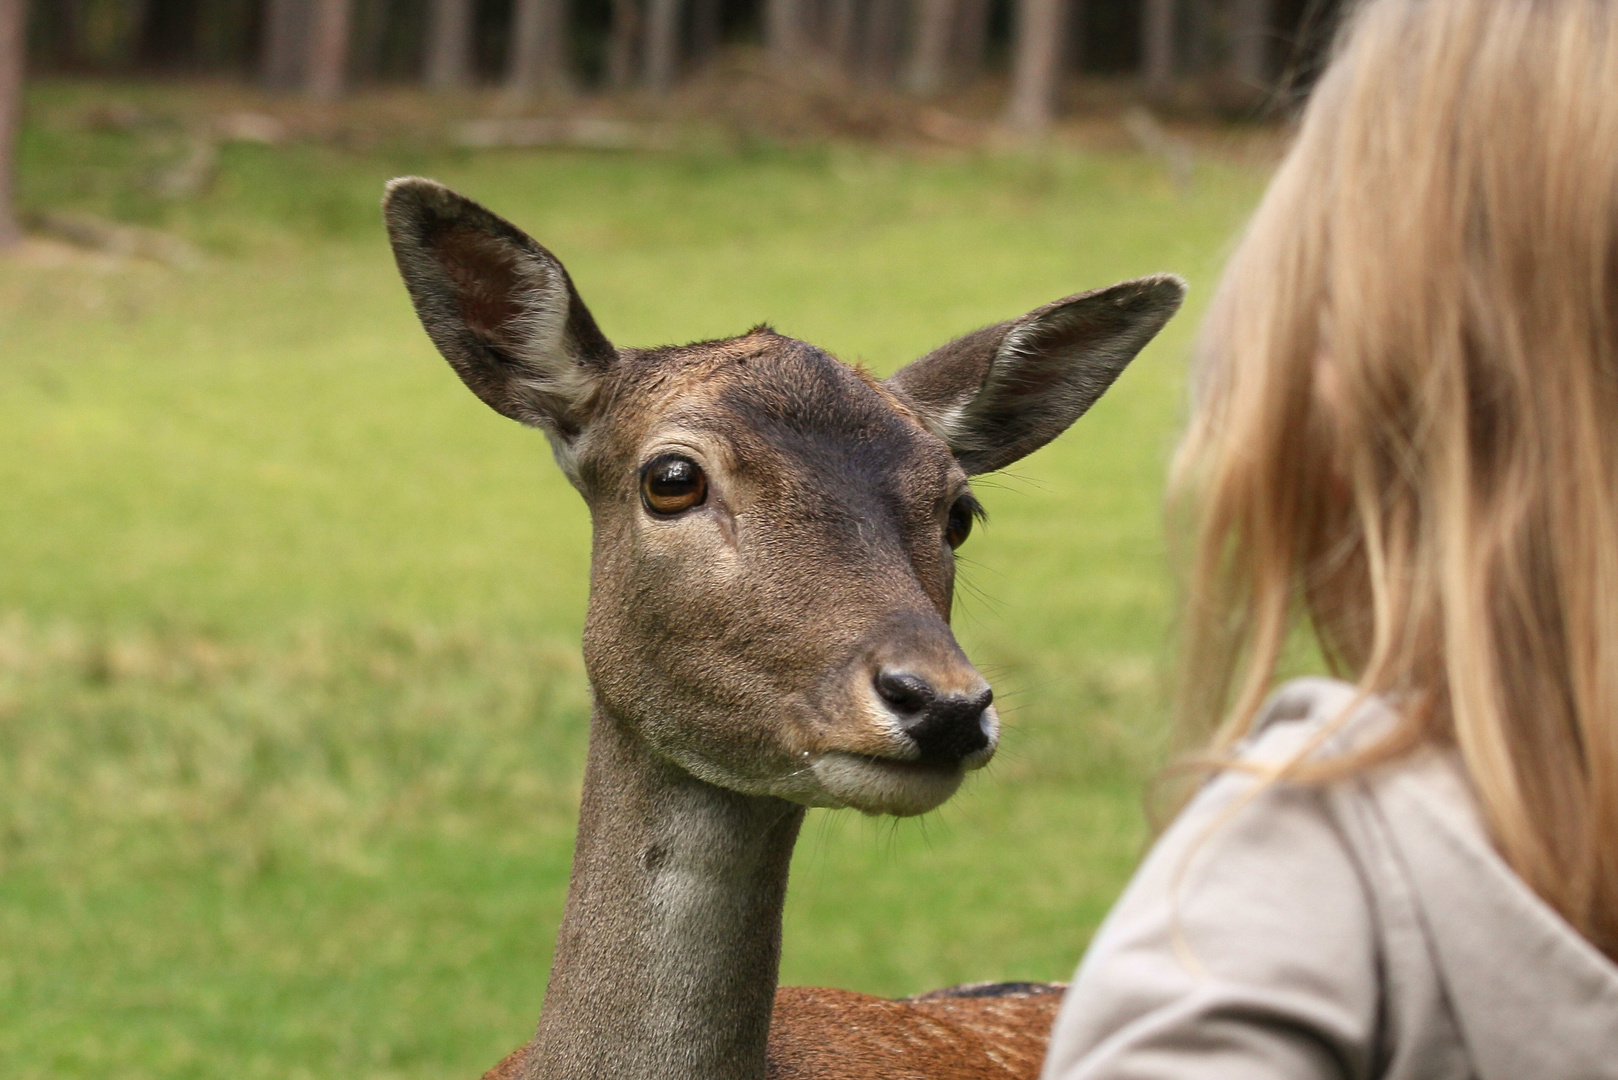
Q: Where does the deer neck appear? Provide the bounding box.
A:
[522,704,806,1080]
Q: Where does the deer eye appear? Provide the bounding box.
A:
[945,495,981,549]
[641,455,708,516]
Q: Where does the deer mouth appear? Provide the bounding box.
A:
[808,750,968,817]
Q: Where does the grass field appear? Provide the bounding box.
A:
[0,81,1268,1079]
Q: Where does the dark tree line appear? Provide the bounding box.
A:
[25,1,1340,110]
[2,0,22,245]
[0,0,1341,247]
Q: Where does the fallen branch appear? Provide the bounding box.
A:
[454,117,669,151]
[1122,106,1195,194]
[29,211,202,270]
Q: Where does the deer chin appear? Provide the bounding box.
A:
[804,751,968,817]
[776,698,1001,816]
[658,744,967,817]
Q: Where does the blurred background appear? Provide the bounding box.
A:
[0,2,1334,1078]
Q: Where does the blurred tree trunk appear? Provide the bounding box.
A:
[1142,0,1174,98]
[262,0,309,88]
[1228,0,1270,90]
[1183,0,1213,75]
[1005,0,1068,134]
[1067,0,1086,73]
[606,0,641,88]
[860,0,903,85]
[765,0,805,62]
[50,0,86,68]
[691,0,722,66]
[643,0,682,89]
[827,0,857,72]
[0,0,23,247]
[139,0,203,70]
[906,0,954,95]
[125,0,154,67]
[508,0,570,96]
[305,0,353,99]
[352,0,391,83]
[951,0,989,82]
[425,0,475,89]
[213,0,268,74]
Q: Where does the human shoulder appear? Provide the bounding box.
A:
[1159,676,1419,873]
[1236,676,1401,766]
[1043,681,1401,1080]
[1213,677,1482,892]
[1043,679,1471,1080]
[1225,679,1618,1079]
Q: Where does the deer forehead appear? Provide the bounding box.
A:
[588,333,965,514]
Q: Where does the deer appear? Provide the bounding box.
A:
[382,177,1184,1080]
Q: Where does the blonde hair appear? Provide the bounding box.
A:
[1175,0,1618,959]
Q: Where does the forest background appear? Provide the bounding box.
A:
[2,1,1332,1077]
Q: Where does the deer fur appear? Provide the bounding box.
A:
[382,177,1184,1080]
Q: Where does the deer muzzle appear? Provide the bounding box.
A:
[803,615,1000,816]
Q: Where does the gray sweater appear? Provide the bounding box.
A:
[1042,678,1618,1080]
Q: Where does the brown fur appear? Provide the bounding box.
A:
[767,984,1064,1080]
[482,984,1066,1080]
[382,178,1181,1080]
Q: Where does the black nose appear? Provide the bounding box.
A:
[874,670,993,766]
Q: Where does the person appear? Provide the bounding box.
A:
[1040,1,1618,1077]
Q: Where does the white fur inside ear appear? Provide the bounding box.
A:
[997,320,1038,364]
[503,249,603,484]
[544,431,584,487]
[893,274,1184,475]
[974,307,1138,434]
[919,400,971,446]
[510,252,601,406]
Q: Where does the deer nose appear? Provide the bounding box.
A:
[873,669,994,766]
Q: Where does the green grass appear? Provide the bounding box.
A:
[0,80,1266,1079]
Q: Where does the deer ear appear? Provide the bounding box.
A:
[383,177,616,451]
[887,275,1186,474]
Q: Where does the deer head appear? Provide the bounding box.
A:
[384,177,1183,820]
